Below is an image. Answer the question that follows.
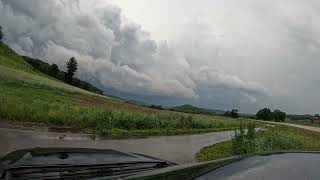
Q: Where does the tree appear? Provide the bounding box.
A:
[65,57,78,82]
[256,108,273,121]
[273,109,286,122]
[49,63,59,77]
[224,109,239,118]
[224,111,230,117]
[313,114,320,124]
[0,26,3,41]
[230,109,239,118]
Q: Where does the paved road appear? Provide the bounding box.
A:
[0,128,234,164]
[1,122,318,164]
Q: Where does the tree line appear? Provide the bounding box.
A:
[223,107,286,122]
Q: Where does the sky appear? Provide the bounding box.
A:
[1,0,320,114]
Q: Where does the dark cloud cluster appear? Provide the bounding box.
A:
[0,0,269,112]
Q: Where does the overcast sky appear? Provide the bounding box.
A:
[1,0,320,114]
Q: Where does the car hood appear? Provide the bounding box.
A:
[0,147,174,170]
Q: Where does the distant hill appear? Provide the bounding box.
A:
[170,104,225,116]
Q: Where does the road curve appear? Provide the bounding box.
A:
[0,128,234,164]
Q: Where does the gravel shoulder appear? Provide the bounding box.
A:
[261,120,320,133]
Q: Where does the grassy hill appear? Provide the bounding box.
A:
[23,56,103,94]
[0,42,257,137]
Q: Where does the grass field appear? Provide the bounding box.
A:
[196,125,320,161]
[0,42,258,137]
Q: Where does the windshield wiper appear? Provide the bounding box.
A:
[1,161,170,180]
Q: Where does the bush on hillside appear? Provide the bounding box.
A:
[0,26,3,41]
[49,64,59,77]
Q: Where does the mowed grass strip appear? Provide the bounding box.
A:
[196,125,320,161]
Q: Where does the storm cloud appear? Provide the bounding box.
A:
[0,0,273,113]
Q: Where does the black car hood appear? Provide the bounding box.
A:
[0,147,173,170]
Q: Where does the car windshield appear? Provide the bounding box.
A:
[1,0,320,179]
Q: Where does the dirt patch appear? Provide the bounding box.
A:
[0,119,49,131]
[70,94,158,113]
[0,119,93,134]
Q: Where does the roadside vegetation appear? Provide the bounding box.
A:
[197,124,320,161]
[0,40,258,137]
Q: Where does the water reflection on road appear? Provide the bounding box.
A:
[0,128,234,164]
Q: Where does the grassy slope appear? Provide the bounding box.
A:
[196,125,320,161]
[0,42,257,137]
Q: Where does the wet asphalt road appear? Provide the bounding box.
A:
[0,128,234,164]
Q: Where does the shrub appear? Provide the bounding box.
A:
[232,122,256,155]
[224,109,239,118]
[49,64,59,77]
[0,26,3,41]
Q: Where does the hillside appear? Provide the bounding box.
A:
[23,56,103,94]
[0,42,256,137]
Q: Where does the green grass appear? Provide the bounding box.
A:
[0,42,34,72]
[197,141,233,161]
[196,125,320,161]
[0,41,259,137]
